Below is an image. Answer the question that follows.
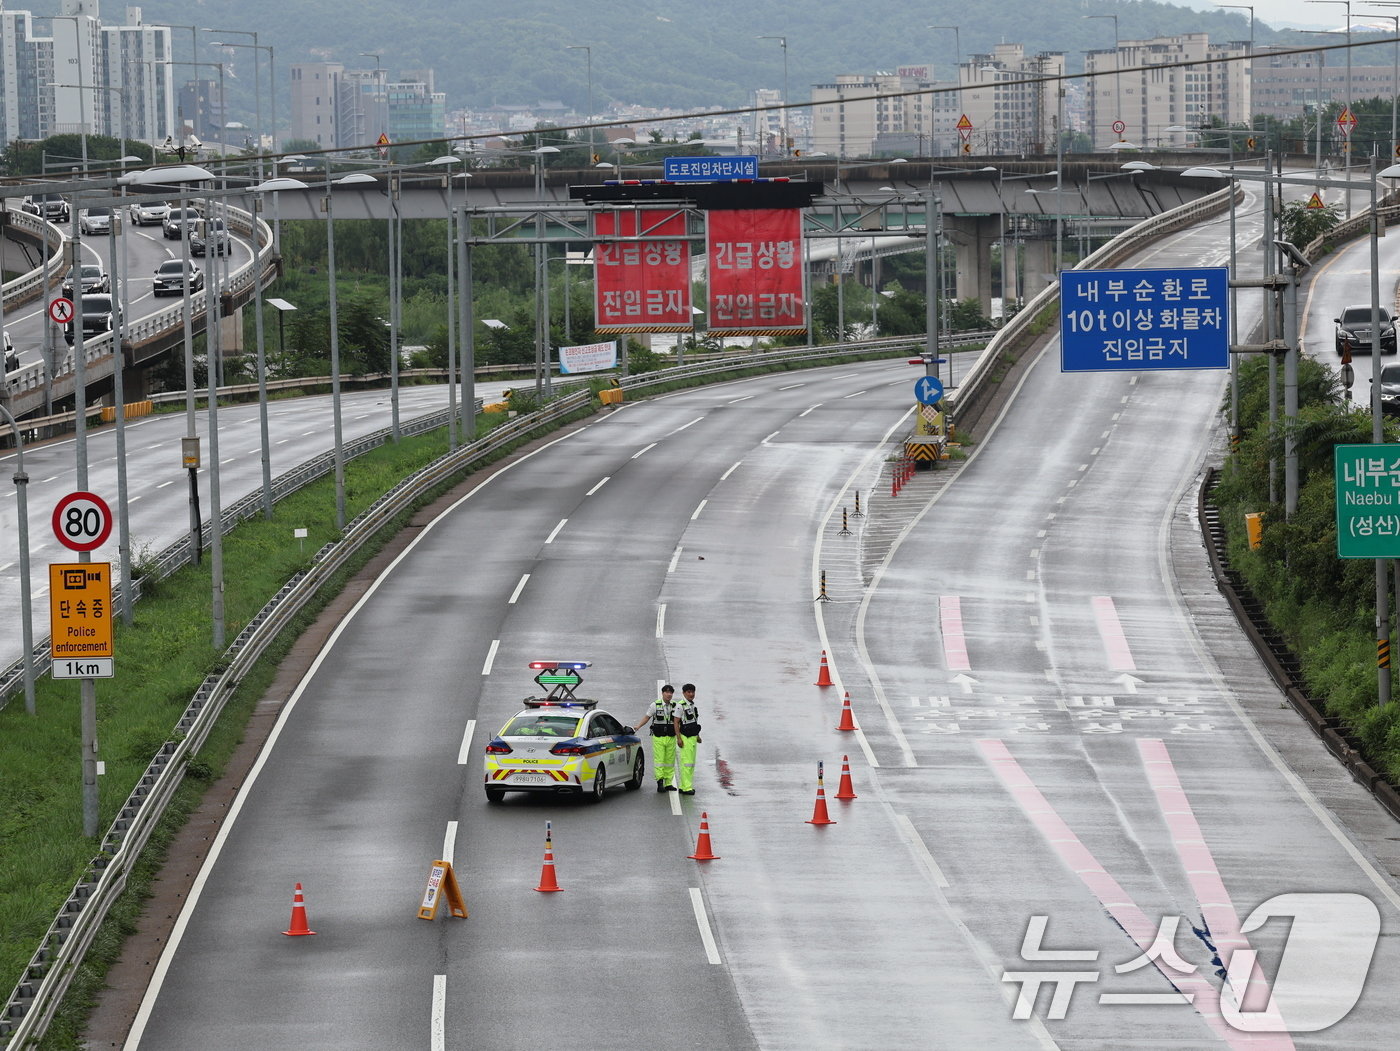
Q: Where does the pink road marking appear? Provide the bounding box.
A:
[1138,739,1294,1045]
[1092,596,1136,670]
[978,739,1293,1049]
[940,595,970,671]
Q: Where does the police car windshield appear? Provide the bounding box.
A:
[503,715,581,737]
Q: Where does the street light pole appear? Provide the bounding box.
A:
[207,32,263,170]
[758,36,789,156]
[1364,6,1400,157]
[566,46,593,159]
[1308,0,1353,166]
[0,402,35,714]
[928,25,963,134]
[1085,14,1121,143]
[359,52,384,145]
[1217,4,1255,132]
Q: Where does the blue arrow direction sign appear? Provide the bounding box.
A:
[914,376,945,405]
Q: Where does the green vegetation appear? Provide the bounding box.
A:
[1211,354,1400,779]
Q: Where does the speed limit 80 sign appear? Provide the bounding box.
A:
[52,491,114,552]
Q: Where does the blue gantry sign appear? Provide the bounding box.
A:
[1060,267,1230,372]
[663,156,760,182]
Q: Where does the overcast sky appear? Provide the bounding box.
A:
[1176,0,1341,32]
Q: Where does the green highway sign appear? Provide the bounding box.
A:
[1334,444,1400,558]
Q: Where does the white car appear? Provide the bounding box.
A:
[79,207,113,236]
[130,200,170,226]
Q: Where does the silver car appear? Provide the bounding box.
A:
[79,207,113,236]
[130,200,170,226]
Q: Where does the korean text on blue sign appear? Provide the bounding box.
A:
[1060,267,1229,372]
[664,156,759,183]
[1334,443,1400,558]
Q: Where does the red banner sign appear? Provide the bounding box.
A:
[593,209,692,333]
[706,208,806,336]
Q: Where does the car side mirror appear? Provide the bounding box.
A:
[1334,318,1341,325]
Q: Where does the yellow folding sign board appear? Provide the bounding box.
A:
[418,859,467,920]
[49,562,113,659]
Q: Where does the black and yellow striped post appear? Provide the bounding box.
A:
[1378,637,1391,671]
[852,491,864,518]
[838,508,852,536]
[815,570,831,602]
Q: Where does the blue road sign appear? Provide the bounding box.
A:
[914,376,945,405]
[1060,267,1229,372]
[663,156,759,182]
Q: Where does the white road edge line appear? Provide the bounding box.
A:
[431,974,446,1051]
[482,639,499,675]
[456,722,476,766]
[894,812,950,888]
[124,422,597,1048]
[689,887,723,964]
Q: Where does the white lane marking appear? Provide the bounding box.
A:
[720,461,741,480]
[0,562,10,571]
[894,813,950,888]
[799,404,822,417]
[669,416,704,434]
[41,475,59,484]
[690,500,707,521]
[761,430,780,444]
[456,723,476,766]
[431,975,446,1051]
[1091,596,1136,670]
[586,476,610,496]
[689,887,723,964]
[668,546,683,572]
[656,604,666,638]
[508,574,529,604]
[842,389,868,399]
[727,395,754,404]
[778,383,805,390]
[482,639,499,675]
[545,519,567,543]
[442,821,458,864]
[632,442,657,459]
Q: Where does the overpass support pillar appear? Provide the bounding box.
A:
[943,215,997,321]
[1021,240,1056,299]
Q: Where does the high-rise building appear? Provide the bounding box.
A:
[1083,33,1250,149]
[290,62,443,150]
[0,1,173,152]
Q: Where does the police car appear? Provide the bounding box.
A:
[484,661,645,803]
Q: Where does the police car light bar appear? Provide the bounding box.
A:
[528,661,592,671]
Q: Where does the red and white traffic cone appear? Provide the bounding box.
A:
[835,755,858,800]
[815,650,834,687]
[535,820,563,892]
[688,812,721,861]
[282,882,316,936]
[806,761,837,826]
[836,691,857,732]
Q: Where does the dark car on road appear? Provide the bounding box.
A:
[1335,305,1397,355]
[162,207,201,240]
[1379,362,1400,417]
[152,259,204,296]
[63,294,115,345]
[190,218,230,257]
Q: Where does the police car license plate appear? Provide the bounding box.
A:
[512,773,549,785]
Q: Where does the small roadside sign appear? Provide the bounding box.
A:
[417,859,468,920]
[1112,120,1126,135]
[49,562,114,674]
[957,114,973,132]
[1337,108,1358,131]
[1307,192,1325,210]
[49,297,74,325]
[377,133,391,146]
[52,491,114,552]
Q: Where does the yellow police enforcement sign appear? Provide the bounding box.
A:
[417,859,467,920]
[49,562,113,677]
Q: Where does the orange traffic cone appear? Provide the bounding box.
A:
[815,650,834,687]
[836,691,857,731]
[282,882,316,936]
[688,811,721,861]
[535,820,564,892]
[835,755,858,800]
[807,761,837,825]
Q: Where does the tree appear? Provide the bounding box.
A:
[1279,199,1340,249]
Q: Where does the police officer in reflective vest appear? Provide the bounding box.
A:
[637,685,677,792]
[674,683,702,795]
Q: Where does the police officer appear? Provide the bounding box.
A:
[636,685,677,792]
[674,683,702,795]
